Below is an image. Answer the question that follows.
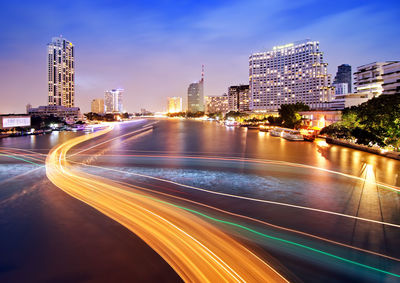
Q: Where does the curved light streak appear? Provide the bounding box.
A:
[4,149,400,263]
[45,125,288,282]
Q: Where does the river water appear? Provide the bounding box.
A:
[1,119,399,282]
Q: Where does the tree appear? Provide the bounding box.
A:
[321,93,400,150]
[278,102,310,129]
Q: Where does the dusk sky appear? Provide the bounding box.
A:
[1,0,399,113]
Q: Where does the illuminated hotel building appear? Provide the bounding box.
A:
[105,89,123,113]
[47,36,75,107]
[167,97,183,113]
[249,39,334,111]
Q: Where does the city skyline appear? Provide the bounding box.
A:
[1,0,399,113]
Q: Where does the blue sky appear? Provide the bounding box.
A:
[0,0,399,113]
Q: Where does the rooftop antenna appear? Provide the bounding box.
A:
[201,64,204,82]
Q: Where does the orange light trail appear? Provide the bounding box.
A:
[44,125,288,282]
[3,148,400,263]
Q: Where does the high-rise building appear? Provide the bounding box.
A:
[334,64,352,92]
[382,61,400,95]
[187,66,205,112]
[205,94,229,114]
[91,99,105,114]
[105,89,123,113]
[47,36,75,107]
[249,39,334,111]
[228,85,250,112]
[167,97,183,113]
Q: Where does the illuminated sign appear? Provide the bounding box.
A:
[273,43,294,50]
[1,116,31,128]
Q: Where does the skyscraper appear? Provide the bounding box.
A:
[228,85,250,112]
[333,64,352,92]
[91,98,105,114]
[47,36,75,107]
[249,39,333,111]
[187,66,205,112]
[167,97,183,113]
[105,89,123,113]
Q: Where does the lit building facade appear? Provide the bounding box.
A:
[187,66,205,112]
[228,85,250,112]
[47,36,75,107]
[205,94,229,113]
[28,105,81,120]
[187,82,204,112]
[333,83,349,95]
[249,39,334,111]
[105,89,123,113]
[91,99,105,114]
[333,64,352,92]
[354,62,398,97]
[382,61,400,95]
[299,110,342,130]
[167,97,183,113]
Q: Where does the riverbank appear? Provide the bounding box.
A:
[326,137,400,161]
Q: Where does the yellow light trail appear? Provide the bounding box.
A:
[45,125,288,282]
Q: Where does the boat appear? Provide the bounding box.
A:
[269,127,285,137]
[259,125,273,132]
[282,129,304,141]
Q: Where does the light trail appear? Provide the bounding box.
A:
[4,136,400,277]
[3,148,400,263]
[91,153,400,193]
[71,161,400,229]
[45,125,288,282]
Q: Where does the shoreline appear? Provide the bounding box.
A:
[326,137,400,161]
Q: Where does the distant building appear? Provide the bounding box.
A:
[105,89,123,113]
[0,115,31,129]
[47,36,75,107]
[205,94,229,113]
[329,82,349,110]
[249,39,334,111]
[382,61,400,95]
[28,105,81,121]
[187,66,205,112]
[333,83,349,95]
[26,104,32,114]
[167,97,183,113]
[329,93,372,110]
[354,62,398,97]
[333,64,352,92]
[228,85,250,112]
[91,99,105,114]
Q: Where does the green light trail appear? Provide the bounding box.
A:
[3,152,398,278]
[0,154,43,166]
[150,197,400,278]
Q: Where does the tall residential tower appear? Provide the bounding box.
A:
[249,40,333,111]
[47,36,75,107]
